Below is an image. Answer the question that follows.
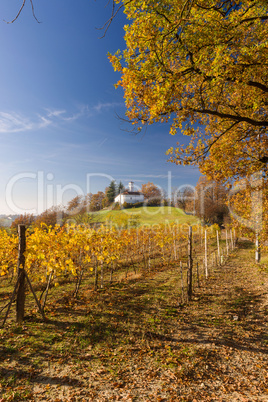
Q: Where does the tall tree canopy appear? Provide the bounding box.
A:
[117,181,125,195]
[141,182,162,205]
[195,176,229,225]
[109,0,268,182]
[106,180,117,204]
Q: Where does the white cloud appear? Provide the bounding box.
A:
[46,109,66,118]
[0,109,72,134]
[45,106,86,122]
[0,102,124,134]
[0,111,53,133]
[0,112,41,133]
[93,102,124,113]
[119,174,170,179]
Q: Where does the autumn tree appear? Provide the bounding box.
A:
[10,1,268,183]
[141,182,162,206]
[90,191,105,211]
[195,176,229,225]
[11,214,36,231]
[83,193,93,212]
[173,186,196,213]
[0,218,8,229]
[35,206,66,227]
[66,195,85,215]
[109,0,268,182]
[228,174,267,251]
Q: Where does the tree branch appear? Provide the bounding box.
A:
[191,108,268,127]
[30,0,41,23]
[4,0,26,24]
[240,15,268,24]
[200,121,240,158]
[247,81,268,93]
[97,0,132,39]
[4,0,40,24]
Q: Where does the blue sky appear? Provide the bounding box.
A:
[0,0,200,215]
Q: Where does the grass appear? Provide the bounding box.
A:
[91,206,199,227]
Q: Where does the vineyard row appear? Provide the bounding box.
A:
[0,223,235,325]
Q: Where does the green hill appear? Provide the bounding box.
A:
[91,206,199,227]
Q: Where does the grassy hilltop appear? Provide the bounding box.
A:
[91,206,199,227]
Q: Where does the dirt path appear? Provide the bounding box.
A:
[1,240,268,401]
[164,240,268,401]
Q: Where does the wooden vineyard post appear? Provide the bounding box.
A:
[148,234,151,271]
[180,261,184,303]
[100,238,104,288]
[100,259,104,288]
[2,224,46,327]
[230,229,234,251]
[226,230,229,256]
[196,262,200,288]
[110,262,114,284]
[173,227,177,260]
[234,229,237,247]
[204,229,208,279]
[16,225,26,325]
[217,230,221,265]
[255,231,261,263]
[187,226,193,302]
[94,258,98,290]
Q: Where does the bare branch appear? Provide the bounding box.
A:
[97,0,133,39]
[4,0,26,24]
[4,0,41,24]
[30,0,41,23]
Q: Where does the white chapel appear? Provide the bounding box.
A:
[114,181,144,205]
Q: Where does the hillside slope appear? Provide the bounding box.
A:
[93,206,199,226]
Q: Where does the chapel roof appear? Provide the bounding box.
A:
[121,191,143,196]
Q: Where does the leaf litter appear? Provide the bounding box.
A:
[0,240,267,401]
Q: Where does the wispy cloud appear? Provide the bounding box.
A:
[46,109,66,118]
[46,106,87,122]
[0,108,80,134]
[0,101,124,134]
[0,110,57,133]
[0,112,49,133]
[119,174,171,179]
[93,102,124,113]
